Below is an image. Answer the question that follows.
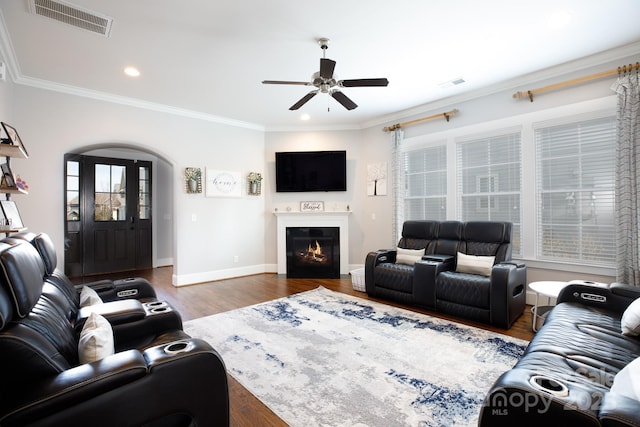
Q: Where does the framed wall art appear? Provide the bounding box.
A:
[1,122,29,158]
[0,200,24,229]
[367,162,387,196]
[205,169,242,198]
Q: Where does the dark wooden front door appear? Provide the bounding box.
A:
[64,154,152,277]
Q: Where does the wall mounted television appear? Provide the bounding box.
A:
[275,150,347,192]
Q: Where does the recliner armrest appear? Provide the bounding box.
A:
[557,281,634,313]
[1,350,147,426]
[76,299,146,327]
[600,392,640,427]
[369,249,397,264]
[2,339,230,427]
[611,282,640,299]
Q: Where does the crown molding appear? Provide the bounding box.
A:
[364,41,640,130]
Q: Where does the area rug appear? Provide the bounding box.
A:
[184,287,528,427]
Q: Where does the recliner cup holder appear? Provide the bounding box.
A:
[529,375,569,397]
[146,301,166,307]
[164,341,194,355]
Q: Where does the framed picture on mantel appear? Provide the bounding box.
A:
[300,201,324,212]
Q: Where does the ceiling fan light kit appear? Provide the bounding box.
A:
[262,38,389,111]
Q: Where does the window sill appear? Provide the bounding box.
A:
[512,258,615,277]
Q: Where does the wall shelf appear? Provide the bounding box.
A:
[0,185,27,195]
[0,144,28,159]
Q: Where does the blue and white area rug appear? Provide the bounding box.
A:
[184,286,527,426]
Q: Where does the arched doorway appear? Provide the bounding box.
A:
[64,146,173,277]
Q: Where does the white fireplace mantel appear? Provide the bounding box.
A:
[275,211,351,275]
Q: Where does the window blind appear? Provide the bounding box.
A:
[457,132,522,255]
[403,144,447,221]
[535,116,616,265]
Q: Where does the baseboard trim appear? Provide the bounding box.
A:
[172,264,273,286]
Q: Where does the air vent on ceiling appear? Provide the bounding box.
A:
[28,0,113,37]
[438,77,466,89]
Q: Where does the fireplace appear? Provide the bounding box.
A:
[286,227,340,278]
[275,211,350,276]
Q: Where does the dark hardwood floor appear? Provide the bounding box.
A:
[77,267,535,427]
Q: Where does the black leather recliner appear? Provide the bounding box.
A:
[365,220,526,328]
[0,238,229,426]
[480,281,640,427]
[432,221,526,328]
[365,220,440,306]
[13,231,158,303]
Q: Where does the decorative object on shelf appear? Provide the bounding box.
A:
[15,175,28,191]
[300,201,324,212]
[205,169,241,198]
[367,162,387,196]
[247,171,262,195]
[0,162,15,188]
[0,200,24,229]
[0,122,29,158]
[184,167,202,194]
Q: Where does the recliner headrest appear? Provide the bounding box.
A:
[0,272,14,330]
[10,231,57,275]
[437,221,464,240]
[464,222,511,243]
[0,240,46,318]
[402,221,438,240]
[33,233,57,274]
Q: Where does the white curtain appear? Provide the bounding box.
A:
[612,71,640,286]
[391,128,404,246]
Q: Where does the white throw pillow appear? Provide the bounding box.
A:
[78,312,114,364]
[80,286,103,308]
[621,297,640,336]
[395,247,425,266]
[455,252,495,277]
[611,357,640,401]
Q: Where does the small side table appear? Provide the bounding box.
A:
[529,281,568,332]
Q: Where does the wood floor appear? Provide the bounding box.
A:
[78,267,535,427]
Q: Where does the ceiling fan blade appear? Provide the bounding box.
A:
[340,78,389,87]
[320,58,336,79]
[289,90,318,110]
[262,80,311,86]
[331,90,357,110]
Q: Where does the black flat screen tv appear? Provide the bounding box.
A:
[275,150,347,192]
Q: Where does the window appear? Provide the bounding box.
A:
[536,116,616,265]
[457,132,522,255]
[139,166,151,220]
[94,164,126,221]
[66,160,80,221]
[403,144,447,221]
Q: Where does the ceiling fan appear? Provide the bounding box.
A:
[262,38,389,111]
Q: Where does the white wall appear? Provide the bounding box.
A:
[10,85,265,286]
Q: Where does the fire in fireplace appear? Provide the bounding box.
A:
[298,240,328,264]
[286,227,340,278]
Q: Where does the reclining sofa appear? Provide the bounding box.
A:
[365,220,526,328]
[0,234,229,426]
[480,280,640,427]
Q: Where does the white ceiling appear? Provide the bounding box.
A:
[1,0,639,130]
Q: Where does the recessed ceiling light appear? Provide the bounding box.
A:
[124,66,140,77]
[547,11,571,30]
[300,113,311,121]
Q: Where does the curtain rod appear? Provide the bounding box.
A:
[513,61,640,102]
[383,109,459,132]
